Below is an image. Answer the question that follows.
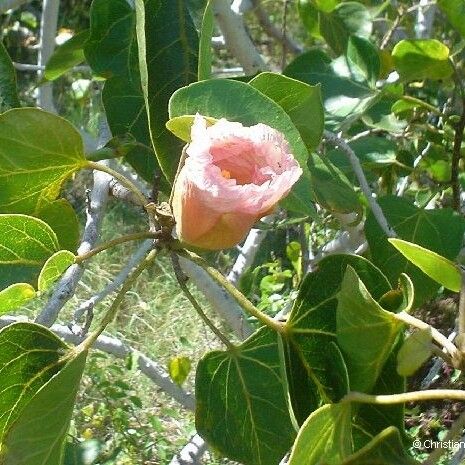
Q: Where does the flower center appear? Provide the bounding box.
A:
[211,142,273,186]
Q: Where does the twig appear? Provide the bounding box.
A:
[451,94,465,212]
[458,269,465,353]
[380,11,402,50]
[344,389,465,404]
[86,161,149,207]
[323,130,397,238]
[421,326,457,389]
[37,0,59,112]
[13,62,91,73]
[393,311,460,361]
[35,163,112,326]
[249,0,301,55]
[172,253,234,349]
[75,231,159,264]
[81,249,159,350]
[212,0,267,75]
[169,434,207,465]
[74,240,155,328]
[0,316,194,410]
[179,257,254,339]
[280,0,289,70]
[178,249,284,333]
[415,0,436,39]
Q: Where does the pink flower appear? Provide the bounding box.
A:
[172,115,302,250]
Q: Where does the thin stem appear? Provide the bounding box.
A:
[79,248,159,351]
[458,268,465,353]
[400,95,444,117]
[451,106,465,213]
[75,231,160,264]
[423,410,465,465]
[171,253,234,349]
[344,389,465,405]
[177,249,284,334]
[393,311,459,360]
[323,130,396,238]
[86,161,149,207]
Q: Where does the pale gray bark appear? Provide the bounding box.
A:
[179,257,254,339]
[212,0,266,75]
[168,434,207,465]
[323,131,396,238]
[37,0,59,112]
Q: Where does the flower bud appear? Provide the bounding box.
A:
[172,115,302,250]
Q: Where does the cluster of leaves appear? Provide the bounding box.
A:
[1,0,465,464]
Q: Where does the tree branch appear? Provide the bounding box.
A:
[212,0,266,75]
[168,434,207,465]
[37,0,59,112]
[323,130,397,238]
[179,257,254,339]
[249,0,302,55]
[35,164,112,327]
[227,226,268,286]
[73,239,155,327]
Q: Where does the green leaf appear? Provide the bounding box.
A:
[168,356,191,386]
[84,0,165,188]
[44,30,90,81]
[0,214,59,265]
[347,36,380,86]
[195,328,295,465]
[313,0,339,13]
[170,79,308,167]
[337,266,404,393]
[284,254,390,423]
[169,78,315,216]
[1,343,87,465]
[38,250,76,292]
[249,72,324,151]
[388,238,461,292]
[438,0,465,38]
[298,0,321,38]
[397,328,432,377]
[36,199,80,252]
[166,114,217,141]
[280,172,318,218]
[308,153,362,214]
[0,108,86,214]
[327,136,398,185]
[0,323,84,447]
[134,0,198,183]
[365,196,465,306]
[342,427,418,465]
[288,403,352,465]
[64,440,102,465]
[0,41,20,111]
[284,49,379,129]
[355,348,406,444]
[0,283,36,315]
[319,2,372,56]
[198,0,213,80]
[392,39,453,82]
